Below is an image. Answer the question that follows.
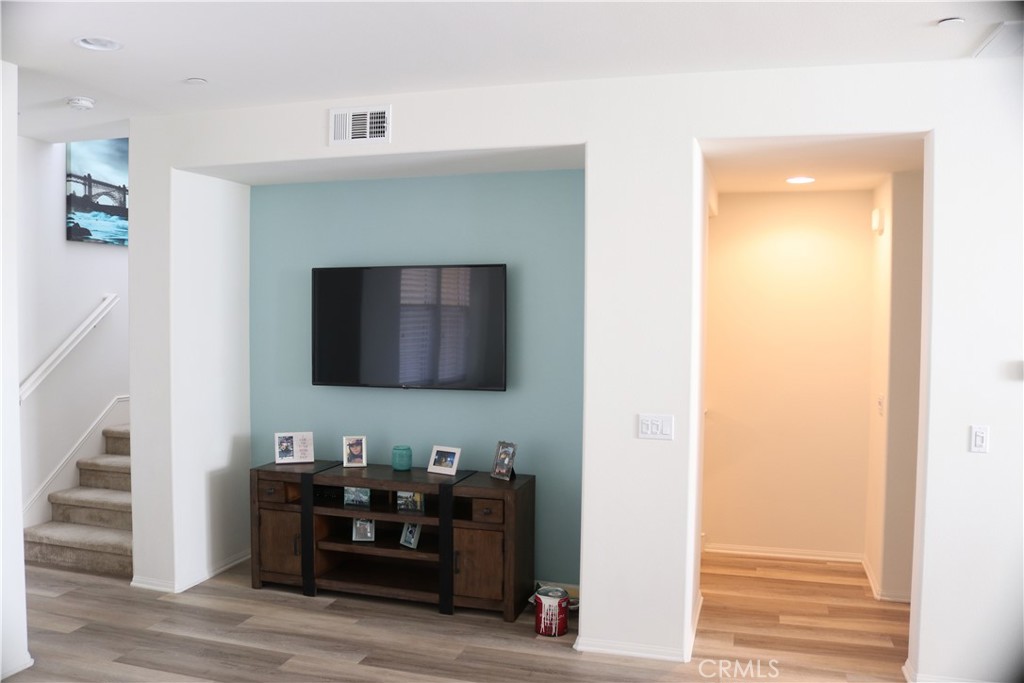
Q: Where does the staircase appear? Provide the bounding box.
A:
[24,425,133,577]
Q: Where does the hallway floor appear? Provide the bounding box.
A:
[694,553,910,681]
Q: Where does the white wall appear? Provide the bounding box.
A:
[17,137,130,527]
[865,171,923,604]
[880,170,922,602]
[168,170,250,590]
[120,57,1023,679]
[703,191,873,559]
[1,59,34,680]
[864,176,893,589]
[129,169,252,593]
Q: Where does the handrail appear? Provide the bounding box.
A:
[19,293,120,403]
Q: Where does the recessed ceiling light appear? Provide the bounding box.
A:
[183,77,209,86]
[786,176,816,185]
[73,36,122,51]
[937,17,966,27]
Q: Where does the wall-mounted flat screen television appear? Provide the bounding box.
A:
[312,264,507,391]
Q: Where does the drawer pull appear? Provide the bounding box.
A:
[266,486,276,495]
[472,499,503,523]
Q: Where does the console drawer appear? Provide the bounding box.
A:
[258,481,296,503]
[472,498,504,524]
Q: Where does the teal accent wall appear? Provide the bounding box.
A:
[250,171,584,583]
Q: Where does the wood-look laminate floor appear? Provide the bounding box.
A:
[8,554,909,683]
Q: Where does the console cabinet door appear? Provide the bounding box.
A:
[453,528,503,600]
[259,509,302,576]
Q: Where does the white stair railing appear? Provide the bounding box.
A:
[19,293,121,403]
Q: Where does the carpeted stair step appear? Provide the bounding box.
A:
[24,521,132,578]
[49,486,132,530]
[103,424,131,456]
[77,454,132,491]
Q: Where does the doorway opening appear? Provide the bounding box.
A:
[694,133,926,678]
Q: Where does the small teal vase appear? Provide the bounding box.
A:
[391,445,412,471]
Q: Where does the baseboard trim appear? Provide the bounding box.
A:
[131,551,249,595]
[131,575,174,593]
[863,552,883,599]
[573,636,686,662]
[703,543,863,563]
[173,549,253,594]
[863,554,911,603]
[220,550,252,572]
[23,394,130,517]
[1,653,34,679]
[901,661,997,683]
[685,592,704,662]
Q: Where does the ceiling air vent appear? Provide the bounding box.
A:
[329,105,392,145]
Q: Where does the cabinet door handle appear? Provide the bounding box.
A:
[453,550,460,575]
[293,534,300,556]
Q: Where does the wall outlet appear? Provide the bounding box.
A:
[638,413,675,440]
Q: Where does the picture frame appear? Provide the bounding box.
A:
[274,431,315,464]
[343,435,367,467]
[427,446,461,475]
[343,487,370,508]
[66,137,130,246]
[352,518,375,542]
[491,441,517,480]
[396,491,424,514]
[400,522,422,549]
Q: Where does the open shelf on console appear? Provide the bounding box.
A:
[318,534,440,562]
[316,556,440,604]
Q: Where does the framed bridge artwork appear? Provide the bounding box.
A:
[65,137,129,246]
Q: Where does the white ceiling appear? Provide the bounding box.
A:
[703,133,927,193]
[3,1,1021,188]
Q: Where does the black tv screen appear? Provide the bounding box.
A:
[312,264,507,391]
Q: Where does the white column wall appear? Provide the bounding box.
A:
[881,170,922,602]
[128,153,252,593]
[864,176,893,593]
[907,98,1022,680]
[127,143,175,590]
[127,57,1022,678]
[168,170,250,591]
[1,59,33,679]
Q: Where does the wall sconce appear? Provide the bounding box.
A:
[871,208,886,236]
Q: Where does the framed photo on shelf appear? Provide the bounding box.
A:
[344,487,370,508]
[491,441,517,480]
[427,446,461,475]
[352,518,375,542]
[396,491,424,513]
[400,522,422,549]
[274,431,315,464]
[343,435,367,467]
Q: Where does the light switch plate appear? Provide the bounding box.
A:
[969,425,990,453]
[638,413,675,440]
